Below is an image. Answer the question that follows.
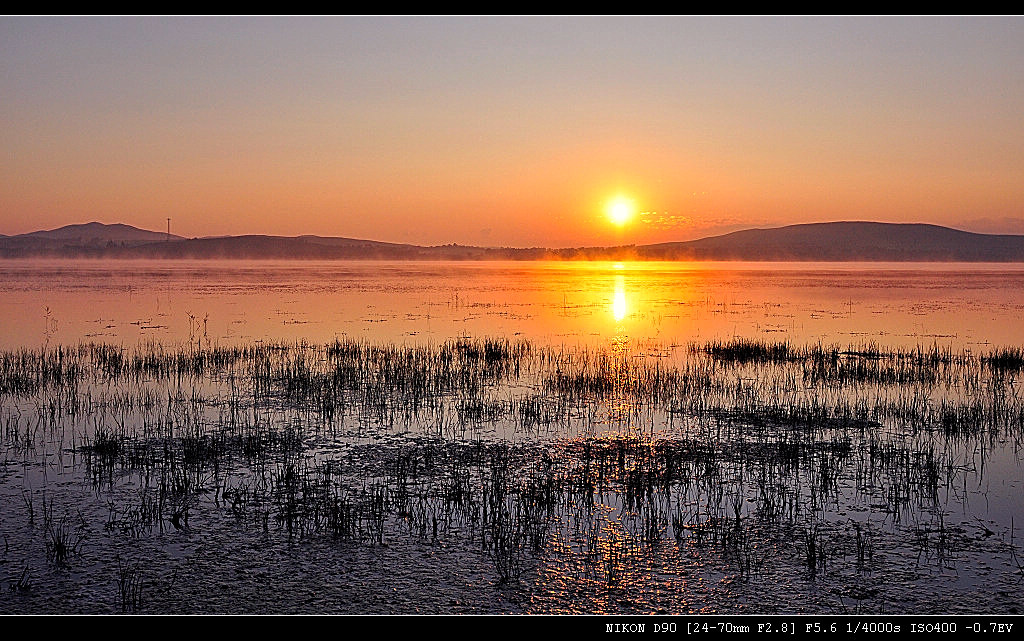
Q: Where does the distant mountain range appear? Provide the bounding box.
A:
[3,221,1024,261]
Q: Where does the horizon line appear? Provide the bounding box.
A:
[7,218,1024,250]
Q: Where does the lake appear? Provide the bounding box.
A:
[1,259,1023,614]
[4,259,1024,350]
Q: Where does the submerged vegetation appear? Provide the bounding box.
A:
[1,336,1023,613]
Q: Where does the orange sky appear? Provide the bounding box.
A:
[3,16,1024,247]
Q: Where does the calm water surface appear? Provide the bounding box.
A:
[3,259,1024,350]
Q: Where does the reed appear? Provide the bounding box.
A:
[1,335,1021,603]
[116,557,144,613]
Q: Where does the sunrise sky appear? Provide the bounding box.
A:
[3,16,1024,247]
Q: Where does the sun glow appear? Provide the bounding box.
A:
[606,197,635,227]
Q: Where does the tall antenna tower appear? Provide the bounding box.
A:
[166,218,171,241]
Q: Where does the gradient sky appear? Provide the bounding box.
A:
[3,16,1024,247]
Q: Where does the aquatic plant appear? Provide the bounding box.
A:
[1,336,1022,610]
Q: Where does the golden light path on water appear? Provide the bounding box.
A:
[612,265,628,323]
[2,259,1024,350]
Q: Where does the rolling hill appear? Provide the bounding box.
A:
[638,222,1024,262]
[2,221,1024,261]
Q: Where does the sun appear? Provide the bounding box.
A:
[606,196,635,227]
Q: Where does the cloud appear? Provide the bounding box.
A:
[638,212,693,230]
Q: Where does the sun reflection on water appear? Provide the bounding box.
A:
[612,273,627,323]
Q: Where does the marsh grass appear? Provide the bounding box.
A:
[8,565,31,592]
[42,506,86,565]
[116,557,143,613]
[1,336,1022,607]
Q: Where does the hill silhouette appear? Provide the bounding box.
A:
[639,222,1024,261]
[0,221,180,255]
[2,221,1024,261]
[23,221,182,242]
